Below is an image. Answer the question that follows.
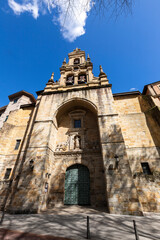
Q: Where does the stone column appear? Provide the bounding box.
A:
[87,67,93,82]
[59,70,66,86]
[74,74,78,85]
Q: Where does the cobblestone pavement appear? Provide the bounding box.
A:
[0,206,160,240]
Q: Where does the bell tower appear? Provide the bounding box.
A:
[44,48,109,92]
[59,48,93,86]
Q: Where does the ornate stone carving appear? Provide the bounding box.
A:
[55,143,67,152]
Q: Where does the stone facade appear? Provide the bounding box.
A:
[0,48,160,215]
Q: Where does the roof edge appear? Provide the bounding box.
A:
[36,90,44,96]
[8,90,36,103]
[0,105,7,112]
[113,91,141,97]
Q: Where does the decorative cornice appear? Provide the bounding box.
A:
[98,114,118,118]
[42,84,112,96]
[54,149,101,156]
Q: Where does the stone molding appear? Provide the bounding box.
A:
[42,84,112,95]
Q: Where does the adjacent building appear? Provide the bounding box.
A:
[142,80,160,108]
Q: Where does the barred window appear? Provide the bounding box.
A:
[4,168,12,180]
[141,162,152,175]
[15,139,21,150]
[4,115,9,122]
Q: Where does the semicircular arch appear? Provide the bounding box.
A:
[65,162,90,173]
[55,97,98,125]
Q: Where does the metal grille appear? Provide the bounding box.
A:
[64,164,90,205]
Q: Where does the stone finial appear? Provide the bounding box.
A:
[63,58,66,65]
[100,65,104,73]
[99,65,108,83]
[48,72,54,83]
[74,48,80,52]
[87,54,91,61]
[51,72,54,80]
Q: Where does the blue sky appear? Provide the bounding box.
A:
[0,0,160,107]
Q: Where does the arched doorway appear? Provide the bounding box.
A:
[64,164,90,205]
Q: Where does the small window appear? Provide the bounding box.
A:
[4,168,12,180]
[4,115,9,122]
[74,119,81,128]
[74,58,80,65]
[141,162,152,175]
[14,139,21,150]
[13,98,19,104]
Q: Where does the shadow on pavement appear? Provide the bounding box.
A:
[0,228,72,240]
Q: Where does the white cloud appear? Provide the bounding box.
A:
[8,0,93,41]
[130,88,138,91]
[8,0,39,19]
[55,0,92,42]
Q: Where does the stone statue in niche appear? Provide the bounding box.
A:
[74,135,81,150]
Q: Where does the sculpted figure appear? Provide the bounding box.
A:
[74,135,81,149]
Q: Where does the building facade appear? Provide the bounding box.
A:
[0,48,160,215]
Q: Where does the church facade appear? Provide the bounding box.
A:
[0,48,160,215]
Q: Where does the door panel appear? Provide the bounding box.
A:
[64,164,90,205]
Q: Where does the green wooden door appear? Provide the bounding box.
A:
[64,164,90,205]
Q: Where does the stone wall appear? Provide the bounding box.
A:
[0,106,34,209]
[114,94,160,213]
